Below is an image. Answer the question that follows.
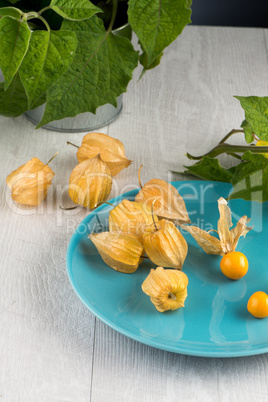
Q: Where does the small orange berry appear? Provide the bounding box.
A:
[220,251,248,280]
[247,291,268,318]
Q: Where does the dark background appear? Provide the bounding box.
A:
[191,0,268,28]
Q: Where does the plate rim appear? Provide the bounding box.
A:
[66,180,268,358]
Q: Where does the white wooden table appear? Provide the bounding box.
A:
[1,26,268,402]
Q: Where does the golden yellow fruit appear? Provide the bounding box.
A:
[68,154,112,209]
[247,291,268,318]
[142,267,188,312]
[143,219,188,269]
[89,231,144,273]
[77,132,131,176]
[109,199,158,241]
[6,157,55,206]
[135,178,190,224]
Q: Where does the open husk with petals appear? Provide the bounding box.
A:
[69,154,112,209]
[109,199,159,242]
[6,157,54,206]
[143,219,188,269]
[181,197,252,255]
[135,178,190,224]
[142,267,188,312]
[89,232,144,273]
[77,132,131,176]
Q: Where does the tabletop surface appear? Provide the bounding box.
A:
[1,25,268,402]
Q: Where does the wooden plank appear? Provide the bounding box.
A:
[91,321,222,402]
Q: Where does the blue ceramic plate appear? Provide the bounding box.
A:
[66,181,268,358]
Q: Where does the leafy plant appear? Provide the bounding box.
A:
[180,96,268,203]
[0,0,192,127]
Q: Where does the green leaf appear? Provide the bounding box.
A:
[36,16,139,128]
[0,73,45,117]
[128,0,191,68]
[228,151,268,202]
[19,29,77,108]
[0,16,31,90]
[0,6,22,18]
[235,96,268,141]
[140,53,163,71]
[139,42,163,76]
[50,0,101,21]
[183,156,234,183]
[241,119,254,143]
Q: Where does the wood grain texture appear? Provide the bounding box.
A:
[0,126,104,401]
[0,26,268,402]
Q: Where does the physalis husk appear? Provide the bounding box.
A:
[6,157,55,206]
[109,199,159,242]
[143,219,188,269]
[142,267,188,312]
[69,154,112,209]
[181,197,252,255]
[76,132,131,176]
[89,231,144,273]
[135,178,190,224]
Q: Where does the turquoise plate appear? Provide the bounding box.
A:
[66,181,268,358]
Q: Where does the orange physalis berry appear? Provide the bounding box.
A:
[220,251,248,280]
[247,291,268,318]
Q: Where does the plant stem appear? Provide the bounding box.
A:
[26,12,50,31]
[67,141,79,149]
[59,205,80,210]
[219,129,244,144]
[253,134,259,141]
[186,144,268,160]
[46,151,59,165]
[107,0,118,34]
[96,201,116,208]
[138,164,144,189]
[38,6,50,15]
[229,153,242,160]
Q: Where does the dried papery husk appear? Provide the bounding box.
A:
[230,215,252,251]
[217,197,252,254]
[6,157,54,206]
[217,197,233,253]
[181,225,224,255]
[76,132,131,176]
[143,220,188,269]
[142,267,188,312]
[68,154,112,209]
[181,197,252,255]
[109,199,159,241]
[89,231,144,273]
[135,178,190,224]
